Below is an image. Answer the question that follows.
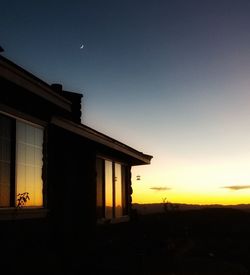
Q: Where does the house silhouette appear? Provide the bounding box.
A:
[0,53,152,273]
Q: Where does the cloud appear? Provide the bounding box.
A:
[150,186,172,191]
[222,185,250,191]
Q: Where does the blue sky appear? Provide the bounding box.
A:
[2,0,250,204]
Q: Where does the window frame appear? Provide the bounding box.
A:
[0,110,47,219]
[96,155,129,223]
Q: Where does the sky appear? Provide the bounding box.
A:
[1,0,250,205]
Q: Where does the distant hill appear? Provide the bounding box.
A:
[132,202,250,215]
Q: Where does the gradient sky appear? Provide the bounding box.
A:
[1,0,250,205]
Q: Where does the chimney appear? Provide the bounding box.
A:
[51,83,83,123]
[51,83,63,94]
[62,91,83,123]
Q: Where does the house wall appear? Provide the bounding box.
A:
[0,118,98,272]
[47,125,97,246]
[0,72,139,272]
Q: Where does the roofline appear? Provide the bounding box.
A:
[51,116,153,165]
[0,55,72,111]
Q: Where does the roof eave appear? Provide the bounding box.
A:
[0,55,72,111]
[51,116,153,165]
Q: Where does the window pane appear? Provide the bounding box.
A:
[0,115,11,206]
[121,166,127,214]
[96,158,104,218]
[105,160,113,219]
[115,163,123,218]
[16,121,43,207]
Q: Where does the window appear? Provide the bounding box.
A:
[0,113,44,208]
[96,158,127,220]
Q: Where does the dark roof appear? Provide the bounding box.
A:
[51,116,152,165]
[0,54,153,165]
[0,55,72,111]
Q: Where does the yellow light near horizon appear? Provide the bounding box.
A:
[132,157,250,205]
[132,186,250,205]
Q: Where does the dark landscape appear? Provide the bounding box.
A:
[3,203,250,275]
[132,202,250,215]
[87,204,250,275]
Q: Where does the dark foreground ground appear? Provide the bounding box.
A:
[84,208,250,275]
[6,207,250,275]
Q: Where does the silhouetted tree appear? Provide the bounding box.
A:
[17,192,30,207]
[162,197,179,213]
[162,197,169,213]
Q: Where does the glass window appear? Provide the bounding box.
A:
[0,113,44,208]
[96,158,104,218]
[0,116,11,206]
[96,158,126,220]
[105,160,113,219]
[16,121,43,207]
[115,163,122,218]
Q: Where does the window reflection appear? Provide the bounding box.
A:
[0,116,11,206]
[105,160,113,219]
[115,163,122,218]
[16,121,43,207]
[96,158,126,220]
[96,158,104,218]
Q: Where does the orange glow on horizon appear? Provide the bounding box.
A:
[132,189,250,205]
[131,156,250,206]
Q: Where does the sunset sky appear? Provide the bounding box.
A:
[1,0,250,205]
